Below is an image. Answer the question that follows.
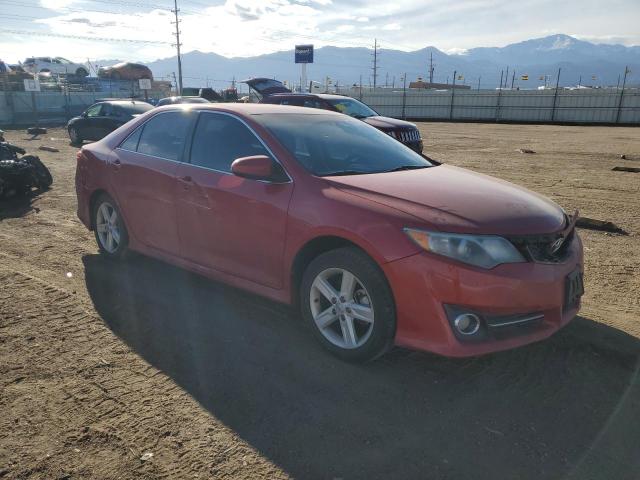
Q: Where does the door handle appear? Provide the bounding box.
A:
[180,175,192,182]
[112,159,122,170]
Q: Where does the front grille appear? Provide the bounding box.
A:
[508,222,575,264]
[394,128,421,143]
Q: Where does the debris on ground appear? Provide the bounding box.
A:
[576,217,627,235]
[26,127,47,136]
[517,148,536,154]
[39,146,60,153]
[140,452,154,461]
[612,166,640,173]
[620,154,627,159]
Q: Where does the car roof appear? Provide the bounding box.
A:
[155,102,343,116]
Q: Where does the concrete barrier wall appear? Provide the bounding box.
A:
[353,88,640,124]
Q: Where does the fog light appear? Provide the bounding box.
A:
[453,313,481,335]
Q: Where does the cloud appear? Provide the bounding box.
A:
[382,23,401,31]
[356,16,369,22]
[40,0,75,10]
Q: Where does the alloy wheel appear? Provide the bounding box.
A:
[95,201,121,254]
[309,268,375,349]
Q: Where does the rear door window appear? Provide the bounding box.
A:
[137,112,192,161]
[119,127,143,151]
[190,113,271,172]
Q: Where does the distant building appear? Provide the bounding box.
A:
[409,81,471,90]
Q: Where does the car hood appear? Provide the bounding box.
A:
[324,165,565,235]
[363,116,418,130]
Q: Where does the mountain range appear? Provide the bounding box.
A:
[105,34,640,90]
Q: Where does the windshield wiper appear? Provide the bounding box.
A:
[322,170,369,176]
[384,165,430,173]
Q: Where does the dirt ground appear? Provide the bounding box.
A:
[1,123,639,480]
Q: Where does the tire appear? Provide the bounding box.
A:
[76,67,88,77]
[300,247,396,362]
[23,155,53,190]
[92,193,129,259]
[68,126,82,145]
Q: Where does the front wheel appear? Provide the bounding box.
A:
[69,126,82,145]
[300,247,396,362]
[76,67,88,77]
[93,194,129,259]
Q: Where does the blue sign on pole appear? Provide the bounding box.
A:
[295,45,314,64]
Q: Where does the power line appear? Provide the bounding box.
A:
[0,28,171,44]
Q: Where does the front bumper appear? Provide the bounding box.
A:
[382,234,583,357]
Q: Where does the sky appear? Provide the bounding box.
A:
[0,0,639,64]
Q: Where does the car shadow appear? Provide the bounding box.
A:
[0,189,43,220]
[83,253,640,480]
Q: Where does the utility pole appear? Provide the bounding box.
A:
[450,70,456,120]
[359,74,363,100]
[428,51,434,84]
[616,66,630,123]
[402,73,407,120]
[171,0,183,95]
[504,66,509,89]
[385,72,389,87]
[477,76,481,91]
[578,75,582,88]
[371,38,379,89]
[171,71,177,93]
[511,71,515,89]
[551,67,561,122]
[499,70,503,89]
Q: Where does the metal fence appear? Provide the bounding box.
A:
[0,89,165,125]
[341,87,640,124]
[2,85,639,126]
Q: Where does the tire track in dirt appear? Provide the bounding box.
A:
[0,267,288,479]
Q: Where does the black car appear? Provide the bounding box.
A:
[67,100,153,144]
[156,96,210,106]
[243,78,424,153]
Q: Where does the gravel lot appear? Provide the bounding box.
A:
[1,123,639,480]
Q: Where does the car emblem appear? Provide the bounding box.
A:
[549,236,565,254]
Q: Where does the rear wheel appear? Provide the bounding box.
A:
[300,247,396,362]
[93,194,129,259]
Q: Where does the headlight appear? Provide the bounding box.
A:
[404,228,526,269]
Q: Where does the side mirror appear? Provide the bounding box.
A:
[231,155,274,181]
[81,112,88,118]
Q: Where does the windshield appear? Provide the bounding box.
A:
[254,113,433,176]
[325,98,378,118]
[118,103,153,114]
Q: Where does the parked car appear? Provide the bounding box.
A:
[75,104,583,362]
[67,100,153,144]
[244,78,424,153]
[22,57,88,76]
[98,62,153,81]
[156,96,210,106]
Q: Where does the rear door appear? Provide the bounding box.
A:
[175,111,293,288]
[112,110,194,255]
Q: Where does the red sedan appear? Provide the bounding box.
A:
[75,104,583,362]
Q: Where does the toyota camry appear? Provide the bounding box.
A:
[75,104,583,362]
